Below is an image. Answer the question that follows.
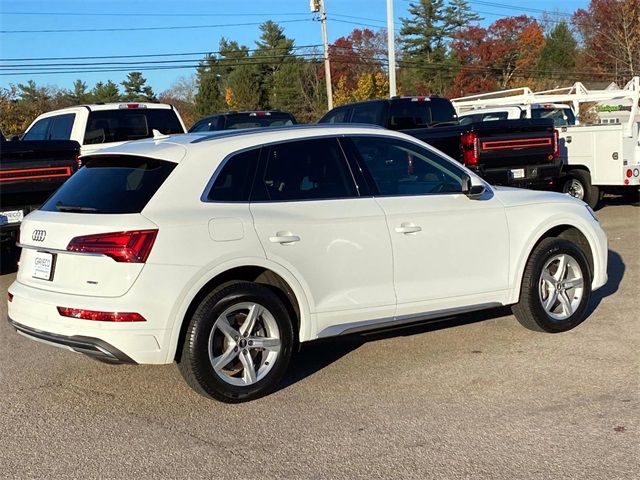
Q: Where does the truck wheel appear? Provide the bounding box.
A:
[562,169,600,209]
[178,281,294,403]
[512,238,591,333]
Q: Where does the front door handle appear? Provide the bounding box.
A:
[269,232,300,244]
[394,223,422,234]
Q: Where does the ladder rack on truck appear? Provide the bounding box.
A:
[451,78,640,207]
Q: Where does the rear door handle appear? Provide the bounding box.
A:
[394,223,422,234]
[269,232,301,244]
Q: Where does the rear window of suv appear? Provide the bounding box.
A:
[83,109,184,145]
[40,156,176,214]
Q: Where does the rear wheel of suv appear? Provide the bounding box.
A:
[512,238,591,333]
[178,281,294,403]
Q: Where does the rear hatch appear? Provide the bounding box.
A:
[17,155,176,297]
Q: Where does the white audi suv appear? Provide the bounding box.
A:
[7,125,608,402]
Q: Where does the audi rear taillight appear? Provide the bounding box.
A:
[460,132,479,165]
[57,307,146,322]
[66,229,158,263]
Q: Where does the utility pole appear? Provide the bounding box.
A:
[311,0,333,110]
[387,0,397,97]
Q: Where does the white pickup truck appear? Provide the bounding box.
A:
[452,78,640,208]
[22,102,186,156]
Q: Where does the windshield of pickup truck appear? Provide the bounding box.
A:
[531,107,576,126]
[388,98,457,129]
[83,109,184,145]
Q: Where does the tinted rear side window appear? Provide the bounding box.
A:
[49,113,76,140]
[254,138,357,202]
[206,148,260,202]
[83,109,184,144]
[41,156,176,214]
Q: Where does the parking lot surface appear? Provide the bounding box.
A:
[1,201,638,479]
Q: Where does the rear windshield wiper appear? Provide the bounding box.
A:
[55,203,100,213]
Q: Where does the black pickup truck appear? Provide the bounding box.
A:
[0,134,80,242]
[318,96,560,188]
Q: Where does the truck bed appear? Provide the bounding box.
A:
[1,139,80,238]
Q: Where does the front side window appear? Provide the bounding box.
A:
[22,117,52,140]
[255,138,357,202]
[351,136,464,196]
[206,148,260,202]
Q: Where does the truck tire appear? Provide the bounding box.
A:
[562,169,600,209]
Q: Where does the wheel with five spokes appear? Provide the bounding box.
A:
[512,238,592,333]
[178,281,294,402]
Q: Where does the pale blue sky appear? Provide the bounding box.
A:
[0,0,589,94]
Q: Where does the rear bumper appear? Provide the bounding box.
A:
[470,163,561,188]
[8,316,136,364]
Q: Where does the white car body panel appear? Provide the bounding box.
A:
[7,126,609,364]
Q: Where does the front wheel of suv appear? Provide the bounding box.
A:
[512,238,592,333]
[178,281,294,403]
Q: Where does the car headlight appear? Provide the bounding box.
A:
[586,205,599,222]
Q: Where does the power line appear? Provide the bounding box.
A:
[0,45,322,64]
[468,1,573,18]
[0,19,309,34]
[0,11,311,17]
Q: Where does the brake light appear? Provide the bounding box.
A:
[460,132,479,165]
[66,229,158,263]
[250,111,270,117]
[626,169,633,178]
[57,307,146,322]
[411,96,429,102]
[552,129,559,160]
[118,103,147,109]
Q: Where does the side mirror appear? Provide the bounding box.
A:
[461,173,486,200]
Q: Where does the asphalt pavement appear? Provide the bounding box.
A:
[1,200,638,479]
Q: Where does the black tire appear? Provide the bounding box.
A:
[512,238,592,333]
[178,281,294,403]
[562,169,600,209]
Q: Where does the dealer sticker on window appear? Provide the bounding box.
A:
[33,251,55,281]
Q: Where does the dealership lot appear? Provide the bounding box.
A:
[1,200,638,479]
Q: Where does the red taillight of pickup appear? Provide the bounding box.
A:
[460,132,479,165]
[66,229,158,263]
[552,129,560,160]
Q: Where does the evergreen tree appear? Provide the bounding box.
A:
[538,22,577,80]
[92,80,121,102]
[121,72,156,102]
[68,79,92,104]
[195,54,225,116]
[400,0,447,62]
[253,21,295,108]
[444,0,482,32]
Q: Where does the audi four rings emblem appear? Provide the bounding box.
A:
[32,230,46,242]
